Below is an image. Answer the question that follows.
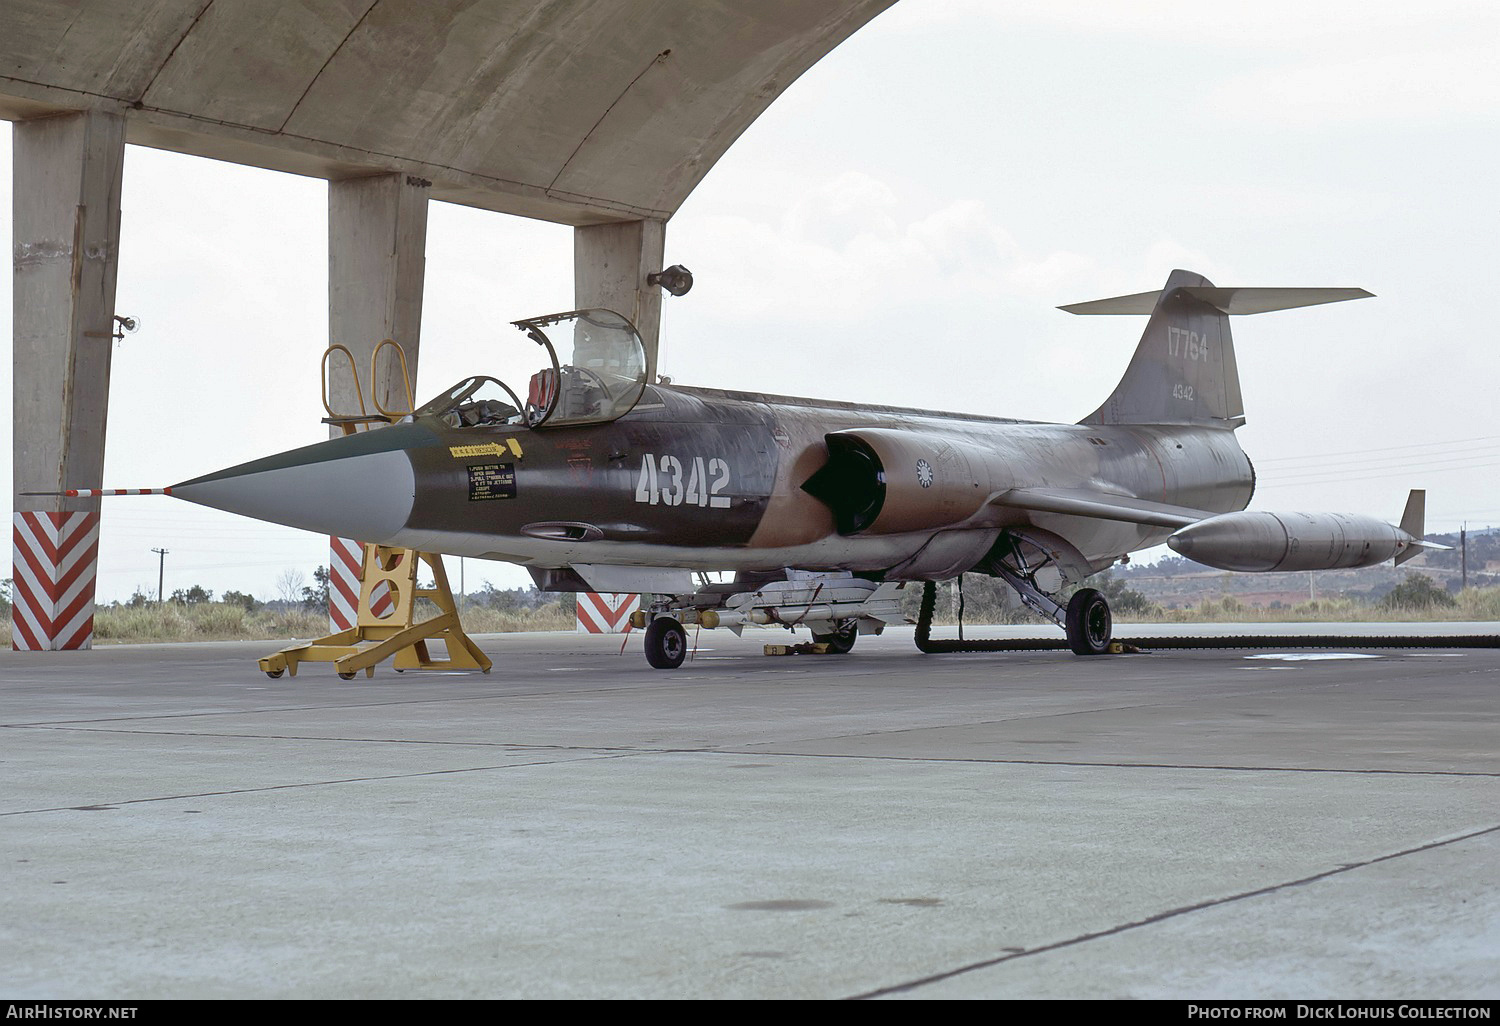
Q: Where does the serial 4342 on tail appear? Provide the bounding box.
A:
[166,269,1442,668]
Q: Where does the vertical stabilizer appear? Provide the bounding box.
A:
[1396,489,1426,566]
[1064,271,1371,430]
[1075,270,1244,429]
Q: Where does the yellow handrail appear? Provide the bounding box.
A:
[370,339,415,419]
[321,344,368,420]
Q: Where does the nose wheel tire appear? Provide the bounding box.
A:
[644,617,689,669]
[1066,588,1113,656]
[811,619,858,654]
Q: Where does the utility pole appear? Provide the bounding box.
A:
[1461,523,1468,591]
[151,548,169,604]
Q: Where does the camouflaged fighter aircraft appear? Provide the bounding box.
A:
[162,269,1440,668]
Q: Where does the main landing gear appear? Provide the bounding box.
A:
[1064,587,1112,656]
[913,579,1113,656]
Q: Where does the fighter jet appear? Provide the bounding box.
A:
[158,269,1439,668]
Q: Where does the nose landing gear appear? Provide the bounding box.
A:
[644,616,689,669]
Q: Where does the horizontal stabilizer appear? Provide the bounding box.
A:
[1060,287,1373,316]
[991,487,1209,529]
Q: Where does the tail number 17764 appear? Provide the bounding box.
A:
[634,454,732,508]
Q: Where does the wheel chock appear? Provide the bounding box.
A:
[763,642,834,657]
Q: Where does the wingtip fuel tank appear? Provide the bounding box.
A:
[1166,490,1440,572]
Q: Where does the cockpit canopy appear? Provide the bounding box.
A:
[415,309,648,430]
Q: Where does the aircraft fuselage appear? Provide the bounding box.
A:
[182,382,1254,583]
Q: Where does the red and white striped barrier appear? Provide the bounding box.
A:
[12,511,100,650]
[576,592,639,633]
[329,536,393,630]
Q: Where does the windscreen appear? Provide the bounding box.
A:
[414,376,525,427]
[515,309,648,428]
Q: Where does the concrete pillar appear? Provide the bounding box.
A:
[326,172,429,630]
[11,110,126,651]
[574,218,666,382]
[327,173,430,427]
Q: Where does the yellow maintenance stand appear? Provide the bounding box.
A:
[257,341,492,680]
[258,543,491,679]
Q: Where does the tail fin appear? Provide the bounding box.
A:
[1066,270,1372,429]
[1395,489,1426,566]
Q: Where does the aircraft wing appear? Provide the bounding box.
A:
[990,487,1209,529]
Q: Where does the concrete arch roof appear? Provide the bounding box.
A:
[0,0,894,225]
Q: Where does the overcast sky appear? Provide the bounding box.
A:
[4,0,1498,604]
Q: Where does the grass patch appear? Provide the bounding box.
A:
[0,598,575,648]
[91,604,333,643]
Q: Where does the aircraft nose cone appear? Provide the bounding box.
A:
[172,429,419,541]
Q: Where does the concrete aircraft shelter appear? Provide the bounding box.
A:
[3,0,896,650]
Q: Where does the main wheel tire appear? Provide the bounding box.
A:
[644,617,688,669]
[1065,588,1113,656]
[811,620,858,654]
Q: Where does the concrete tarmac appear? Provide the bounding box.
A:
[2,625,1497,999]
